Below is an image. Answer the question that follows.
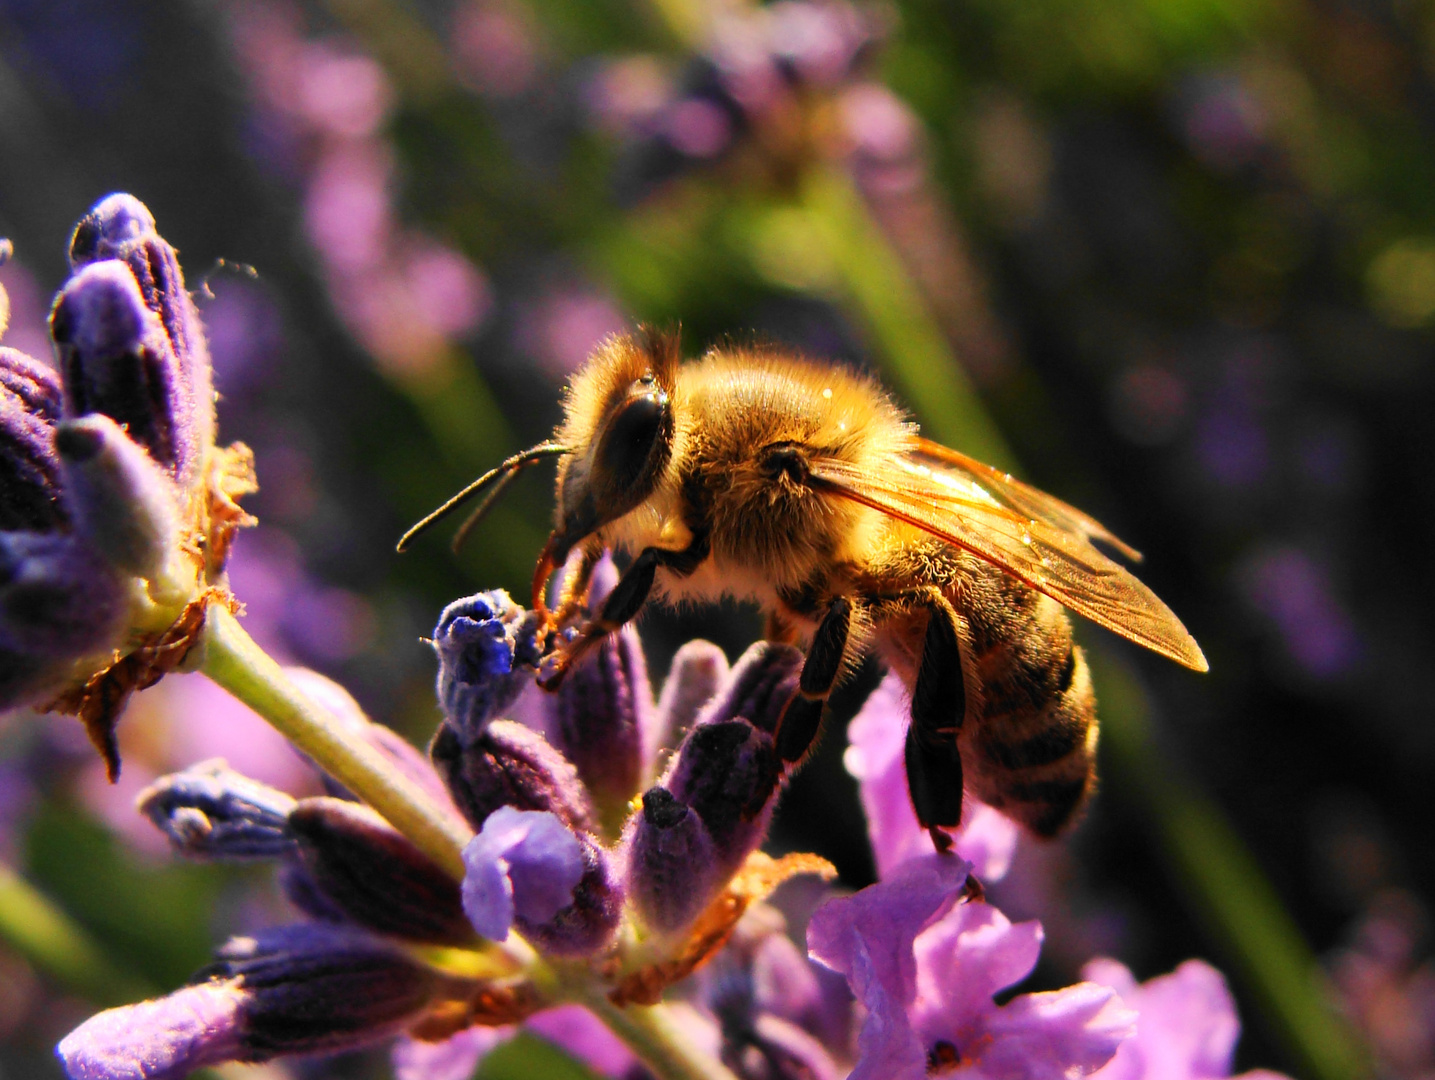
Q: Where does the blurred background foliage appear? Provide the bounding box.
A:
[3,0,1435,1076]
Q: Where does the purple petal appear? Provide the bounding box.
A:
[462,807,585,940]
[1084,958,1246,1080]
[807,853,972,1006]
[0,529,127,660]
[845,671,1017,881]
[527,1004,642,1078]
[392,1026,513,1080]
[910,902,1044,1026]
[976,982,1137,1080]
[57,983,244,1080]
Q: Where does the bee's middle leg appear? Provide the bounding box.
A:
[774,596,854,764]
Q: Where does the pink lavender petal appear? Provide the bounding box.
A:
[845,671,1017,881]
[527,1004,642,1077]
[392,1025,513,1080]
[1083,958,1274,1080]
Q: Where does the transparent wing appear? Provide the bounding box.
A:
[911,437,1143,562]
[809,451,1208,672]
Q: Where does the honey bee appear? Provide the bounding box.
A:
[400,330,1206,844]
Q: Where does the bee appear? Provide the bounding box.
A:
[400,330,1206,845]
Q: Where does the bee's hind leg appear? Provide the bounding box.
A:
[774,597,854,764]
[905,591,968,853]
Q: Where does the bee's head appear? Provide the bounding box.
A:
[540,329,679,577]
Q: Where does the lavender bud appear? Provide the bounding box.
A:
[137,761,297,860]
[433,590,544,743]
[0,531,126,660]
[652,638,730,754]
[627,786,720,933]
[461,806,622,957]
[550,622,651,826]
[660,642,802,879]
[0,347,66,531]
[201,924,450,1059]
[57,982,244,1080]
[68,194,214,473]
[56,414,180,581]
[50,260,191,477]
[287,797,475,947]
[431,718,597,834]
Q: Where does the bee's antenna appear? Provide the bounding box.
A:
[396,442,569,553]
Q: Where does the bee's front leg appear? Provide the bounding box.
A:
[538,538,707,690]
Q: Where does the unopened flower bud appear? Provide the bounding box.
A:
[68,193,214,473]
[137,760,297,860]
[56,414,180,582]
[430,718,596,834]
[0,531,126,660]
[548,622,650,826]
[0,347,66,531]
[652,638,730,752]
[433,590,544,743]
[287,797,475,947]
[660,642,801,881]
[461,806,621,957]
[58,923,461,1080]
[50,260,191,478]
[627,786,720,932]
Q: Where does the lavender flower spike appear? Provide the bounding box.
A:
[809,854,1136,1080]
[0,195,255,772]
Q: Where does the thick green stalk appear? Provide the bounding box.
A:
[199,604,471,881]
[1091,648,1368,1080]
[800,163,1016,470]
[0,861,150,1005]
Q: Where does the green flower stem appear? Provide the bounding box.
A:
[199,603,472,882]
[0,861,151,1005]
[800,162,1016,470]
[1091,648,1368,1080]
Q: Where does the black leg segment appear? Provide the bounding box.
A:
[906,597,967,837]
[775,596,853,764]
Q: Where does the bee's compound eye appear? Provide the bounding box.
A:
[597,389,668,485]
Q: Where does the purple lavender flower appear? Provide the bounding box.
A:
[808,854,1136,1080]
[845,671,1019,881]
[1083,959,1292,1080]
[433,589,545,744]
[0,195,256,776]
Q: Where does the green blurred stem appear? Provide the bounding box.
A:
[0,861,150,1004]
[799,163,1015,470]
[199,604,472,882]
[1092,648,1368,1080]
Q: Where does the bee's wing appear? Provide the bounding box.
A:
[808,453,1209,672]
[911,437,1143,562]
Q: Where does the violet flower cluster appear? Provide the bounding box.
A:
[0,195,255,775]
[5,195,1297,1080]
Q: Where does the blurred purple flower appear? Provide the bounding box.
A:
[844,671,1019,881]
[809,854,1135,1080]
[1237,544,1361,679]
[1083,958,1290,1080]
